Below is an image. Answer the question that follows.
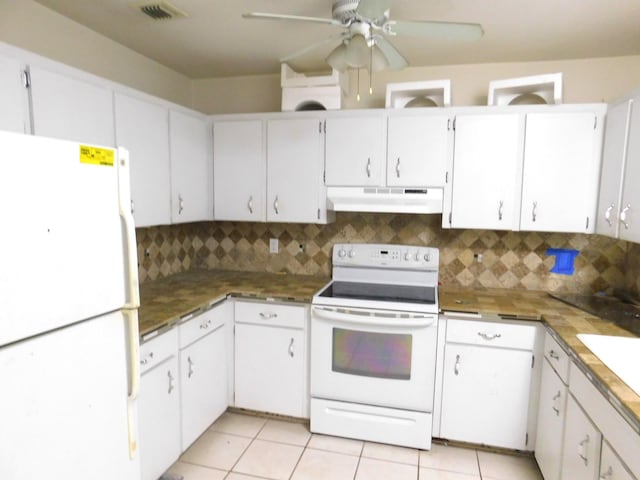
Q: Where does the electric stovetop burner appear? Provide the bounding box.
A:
[549,293,640,337]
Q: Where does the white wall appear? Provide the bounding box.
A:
[0,0,194,108]
[194,55,640,114]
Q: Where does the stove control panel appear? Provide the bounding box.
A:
[333,243,439,270]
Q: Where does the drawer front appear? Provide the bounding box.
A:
[543,331,570,383]
[179,303,227,349]
[446,318,536,350]
[235,300,306,329]
[139,327,178,374]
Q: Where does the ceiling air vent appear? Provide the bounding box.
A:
[135,1,187,20]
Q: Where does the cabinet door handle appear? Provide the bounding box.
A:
[168,370,175,394]
[259,312,278,320]
[395,158,401,178]
[187,356,195,378]
[478,332,502,340]
[600,466,613,479]
[552,391,561,415]
[366,158,371,178]
[578,435,590,466]
[130,199,135,214]
[248,195,253,214]
[273,195,279,215]
[140,351,154,365]
[454,354,461,375]
[604,203,614,226]
[288,338,295,358]
[178,194,184,214]
[620,204,631,229]
[498,200,504,221]
[549,349,560,360]
[532,201,538,222]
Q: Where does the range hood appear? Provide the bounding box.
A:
[326,187,444,214]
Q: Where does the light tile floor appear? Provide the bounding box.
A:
[168,412,543,480]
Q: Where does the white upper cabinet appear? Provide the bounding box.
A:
[520,112,603,233]
[30,66,115,147]
[386,114,451,187]
[446,113,523,230]
[169,110,213,224]
[597,93,640,243]
[267,118,325,223]
[115,93,171,227]
[213,119,266,222]
[325,115,386,186]
[0,54,29,134]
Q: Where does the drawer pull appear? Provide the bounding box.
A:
[260,312,278,320]
[549,349,560,360]
[552,391,561,415]
[140,351,154,365]
[167,370,175,394]
[600,466,613,479]
[200,319,212,329]
[578,435,590,466]
[478,332,502,340]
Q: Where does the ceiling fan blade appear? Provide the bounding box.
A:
[242,12,342,27]
[280,33,348,63]
[356,0,392,21]
[385,20,484,41]
[372,35,408,70]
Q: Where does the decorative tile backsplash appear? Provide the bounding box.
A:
[136,213,632,295]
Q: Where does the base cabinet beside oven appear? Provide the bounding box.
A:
[438,316,541,450]
[234,300,308,418]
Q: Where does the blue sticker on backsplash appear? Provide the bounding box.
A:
[546,248,579,275]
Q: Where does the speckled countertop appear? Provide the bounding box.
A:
[138,270,640,428]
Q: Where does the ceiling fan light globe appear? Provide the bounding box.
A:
[326,44,349,72]
[345,34,369,68]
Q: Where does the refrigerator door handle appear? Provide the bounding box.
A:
[116,147,140,309]
[124,308,140,459]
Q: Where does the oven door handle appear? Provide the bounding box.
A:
[311,306,436,328]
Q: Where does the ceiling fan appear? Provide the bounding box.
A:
[243,0,484,73]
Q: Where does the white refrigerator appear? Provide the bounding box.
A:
[0,130,141,480]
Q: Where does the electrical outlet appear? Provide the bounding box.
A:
[269,238,279,254]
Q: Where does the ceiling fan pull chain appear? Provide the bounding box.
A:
[356,68,361,102]
[369,43,373,95]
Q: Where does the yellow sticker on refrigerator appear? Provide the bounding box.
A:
[79,145,115,166]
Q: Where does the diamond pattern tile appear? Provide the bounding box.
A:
[135,213,633,295]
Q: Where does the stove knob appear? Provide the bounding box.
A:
[348,250,356,258]
[404,252,412,261]
[424,253,431,262]
[338,249,347,258]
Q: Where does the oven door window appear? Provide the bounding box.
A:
[332,328,412,380]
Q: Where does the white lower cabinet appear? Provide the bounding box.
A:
[179,303,230,451]
[234,300,308,418]
[560,394,602,480]
[600,441,636,480]
[439,318,538,450]
[139,329,181,480]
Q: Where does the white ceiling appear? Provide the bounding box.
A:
[33,0,640,79]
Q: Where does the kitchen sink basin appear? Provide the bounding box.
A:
[577,334,640,397]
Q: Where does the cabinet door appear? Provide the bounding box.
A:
[180,323,227,450]
[596,101,632,237]
[440,343,533,450]
[619,99,640,242]
[560,395,602,480]
[448,114,522,229]
[30,66,114,146]
[115,93,171,227]
[535,359,568,480]
[325,116,385,186]
[169,110,213,223]
[387,115,450,187]
[235,323,305,417]
[139,357,181,480]
[0,55,29,134]
[599,441,636,480]
[520,112,601,233]
[267,118,323,223]
[213,120,265,221]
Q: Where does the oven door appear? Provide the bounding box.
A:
[310,305,438,412]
